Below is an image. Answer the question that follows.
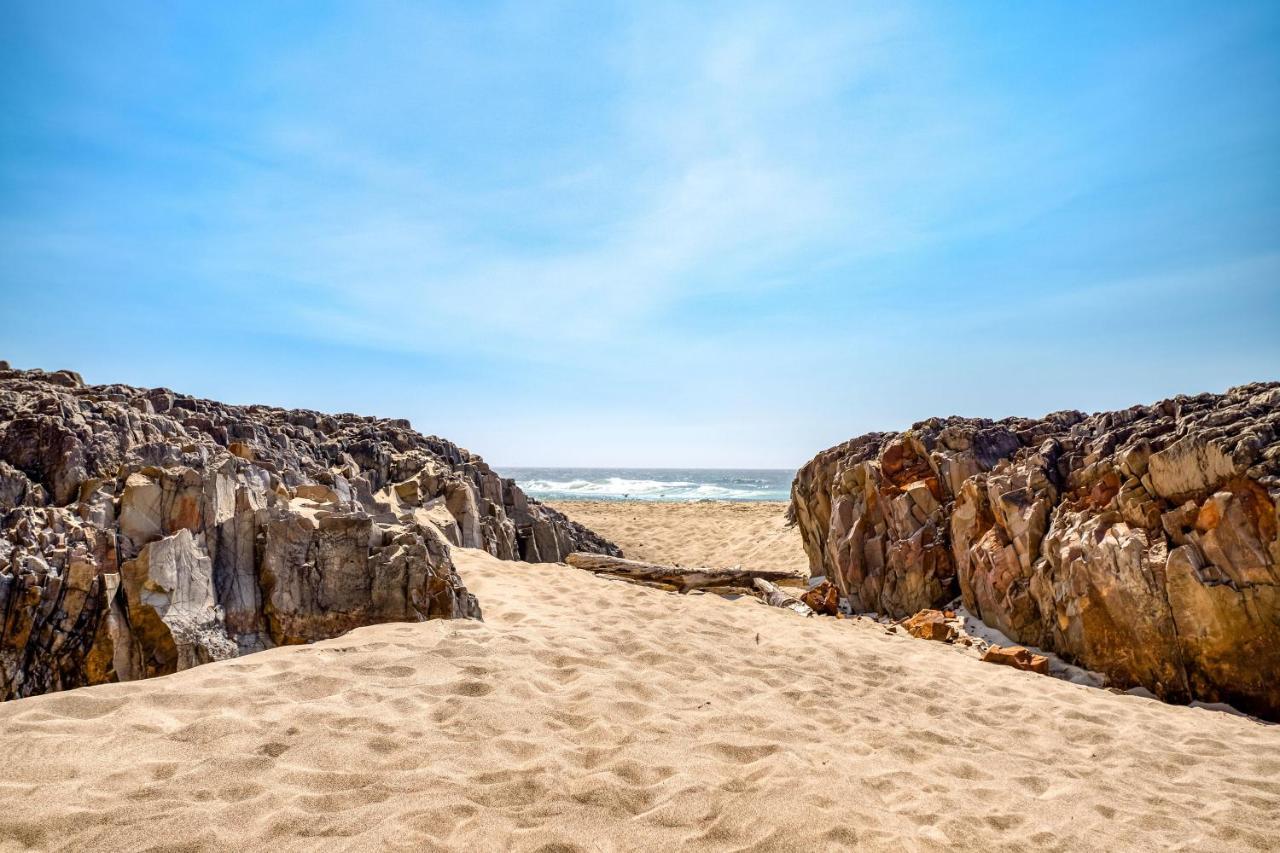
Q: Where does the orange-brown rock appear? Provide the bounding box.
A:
[981,645,1050,675]
[801,579,840,615]
[903,609,957,642]
[792,383,1280,719]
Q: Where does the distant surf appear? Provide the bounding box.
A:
[499,468,794,502]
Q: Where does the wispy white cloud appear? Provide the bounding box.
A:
[184,3,951,358]
[7,0,1275,466]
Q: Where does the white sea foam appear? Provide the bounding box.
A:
[512,468,788,502]
[523,477,695,497]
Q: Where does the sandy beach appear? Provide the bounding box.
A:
[1,537,1277,852]
[547,500,808,574]
[6,3,1278,850]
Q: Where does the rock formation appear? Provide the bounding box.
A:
[791,383,1280,718]
[0,363,618,700]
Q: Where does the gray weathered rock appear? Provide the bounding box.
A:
[120,528,238,676]
[0,364,618,700]
[792,383,1280,718]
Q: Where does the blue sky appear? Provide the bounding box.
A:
[2,1,1278,468]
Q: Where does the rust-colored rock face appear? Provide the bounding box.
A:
[0,363,618,701]
[903,609,957,643]
[791,384,1280,718]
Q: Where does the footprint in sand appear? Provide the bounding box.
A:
[36,694,126,720]
[448,679,493,697]
[365,735,402,754]
[700,741,782,764]
[257,741,291,758]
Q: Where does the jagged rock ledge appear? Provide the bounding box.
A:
[0,362,619,700]
[791,383,1280,719]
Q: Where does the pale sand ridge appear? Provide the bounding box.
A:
[0,546,1277,852]
[547,499,808,573]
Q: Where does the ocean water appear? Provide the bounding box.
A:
[499,467,795,502]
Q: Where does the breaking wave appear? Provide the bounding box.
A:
[504,469,793,502]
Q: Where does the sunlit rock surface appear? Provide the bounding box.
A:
[791,383,1280,718]
[0,362,617,699]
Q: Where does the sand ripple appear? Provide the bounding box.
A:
[0,547,1276,851]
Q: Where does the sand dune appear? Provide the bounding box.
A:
[0,547,1277,851]
[547,500,808,573]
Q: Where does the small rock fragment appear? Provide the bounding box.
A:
[801,579,840,615]
[981,645,1050,675]
[904,609,958,642]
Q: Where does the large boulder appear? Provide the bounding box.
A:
[0,364,617,701]
[792,384,1280,718]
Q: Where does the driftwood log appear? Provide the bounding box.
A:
[753,578,815,617]
[565,552,803,593]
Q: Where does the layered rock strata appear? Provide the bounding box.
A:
[791,383,1280,718]
[0,363,618,700]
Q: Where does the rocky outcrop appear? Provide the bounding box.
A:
[791,383,1280,718]
[0,363,618,700]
